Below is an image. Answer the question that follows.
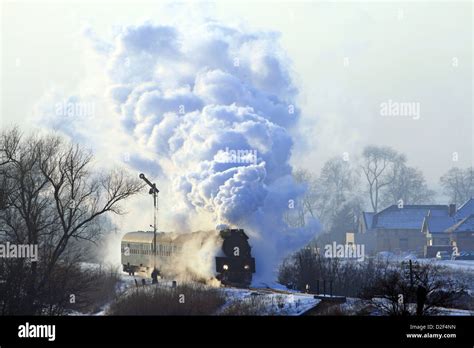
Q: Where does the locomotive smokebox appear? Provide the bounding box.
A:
[215,228,256,287]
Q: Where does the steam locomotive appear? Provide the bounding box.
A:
[121,228,256,287]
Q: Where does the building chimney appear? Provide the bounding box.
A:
[448,204,456,217]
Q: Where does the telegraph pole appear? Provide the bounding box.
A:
[139,173,159,269]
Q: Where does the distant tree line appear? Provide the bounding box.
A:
[440,167,474,206]
[285,145,473,240]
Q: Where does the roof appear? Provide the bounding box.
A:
[371,205,449,230]
[122,230,218,244]
[361,199,474,234]
[445,214,474,233]
[455,198,474,220]
[122,231,165,243]
[362,212,374,230]
[122,231,187,243]
[419,198,474,234]
[423,215,455,234]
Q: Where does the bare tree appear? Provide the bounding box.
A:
[0,128,143,314]
[0,128,21,209]
[361,268,412,316]
[286,158,361,234]
[381,165,435,208]
[328,197,364,242]
[278,247,384,297]
[283,169,318,228]
[285,158,360,231]
[361,261,467,316]
[294,169,318,221]
[314,157,359,228]
[0,127,21,166]
[361,146,405,213]
[37,139,143,288]
[440,167,474,206]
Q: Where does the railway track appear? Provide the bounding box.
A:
[248,286,297,295]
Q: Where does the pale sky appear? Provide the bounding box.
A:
[1,0,473,194]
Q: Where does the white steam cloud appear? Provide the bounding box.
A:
[36,19,319,284]
[159,231,223,284]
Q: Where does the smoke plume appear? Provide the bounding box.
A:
[36,19,319,283]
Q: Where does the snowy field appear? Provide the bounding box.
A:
[75,263,472,316]
[220,287,320,315]
[421,259,474,271]
[81,268,321,316]
[375,252,474,270]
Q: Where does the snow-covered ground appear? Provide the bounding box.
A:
[117,270,320,315]
[338,297,365,315]
[436,307,474,316]
[220,287,320,315]
[420,259,474,271]
[70,268,319,316]
[375,252,474,271]
[337,298,474,316]
[74,263,472,316]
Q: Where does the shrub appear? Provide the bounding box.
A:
[108,283,225,315]
[220,294,277,315]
